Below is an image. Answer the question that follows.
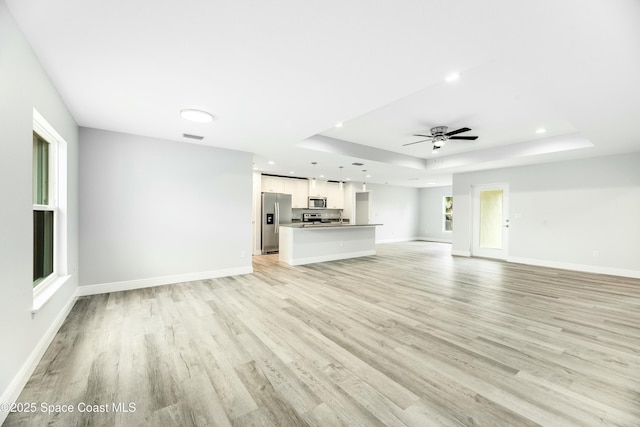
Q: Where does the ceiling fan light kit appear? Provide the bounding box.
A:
[403,126,478,151]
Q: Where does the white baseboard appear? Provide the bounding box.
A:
[77,266,254,296]
[284,250,376,266]
[508,256,640,279]
[376,236,421,244]
[452,249,471,257]
[0,288,78,426]
[415,237,453,243]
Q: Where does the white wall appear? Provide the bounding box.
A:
[0,2,79,417]
[79,128,254,291]
[367,183,419,243]
[252,171,263,255]
[418,186,453,242]
[452,153,640,277]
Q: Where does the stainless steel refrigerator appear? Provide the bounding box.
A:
[261,192,292,254]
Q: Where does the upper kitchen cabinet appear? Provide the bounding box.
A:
[261,175,286,193]
[308,179,327,197]
[285,178,309,208]
[326,181,345,209]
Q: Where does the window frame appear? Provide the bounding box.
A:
[33,131,57,287]
[32,108,69,312]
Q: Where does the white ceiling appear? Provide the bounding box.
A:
[6,0,640,187]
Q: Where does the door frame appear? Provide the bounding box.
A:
[471,183,510,260]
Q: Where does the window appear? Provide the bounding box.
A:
[443,196,453,232]
[33,131,55,285]
[32,108,68,310]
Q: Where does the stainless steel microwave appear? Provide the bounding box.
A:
[308,196,327,209]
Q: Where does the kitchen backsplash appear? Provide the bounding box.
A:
[292,208,344,221]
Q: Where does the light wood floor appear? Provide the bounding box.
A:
[5,242,640,426]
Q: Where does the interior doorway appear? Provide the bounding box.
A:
[472,184,509,259]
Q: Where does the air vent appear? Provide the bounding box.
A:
[351,162,364,166]
[183,133,204,140]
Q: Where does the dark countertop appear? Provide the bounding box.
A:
[281,223,382,229]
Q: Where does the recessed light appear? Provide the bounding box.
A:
[268,160,275,165]
[335,122,343,128]
[445,72,460,83]
[352,162,364,166]
[180,109,214,123]
[289,171,295,174]
[366,174,371,178]
[536,128,547,134]
[319,174,325,178]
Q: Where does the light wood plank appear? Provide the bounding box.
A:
[6,242,640,426]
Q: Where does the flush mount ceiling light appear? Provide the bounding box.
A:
[536,128,547,134]
[180,109,214,123]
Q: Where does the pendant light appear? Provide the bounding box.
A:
[311,162,317,189]
[362,169,367,192]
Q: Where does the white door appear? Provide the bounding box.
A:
[472,184,509,259]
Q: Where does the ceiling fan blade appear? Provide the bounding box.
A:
[412,134,433,138]
[445,127,471,137]
[449,135,478,140]
[402,139,431,146]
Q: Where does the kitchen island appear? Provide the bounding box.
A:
[278,223,381,266]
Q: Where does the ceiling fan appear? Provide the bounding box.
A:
[403,126,478,150]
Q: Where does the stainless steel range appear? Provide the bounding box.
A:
[303,213,324,223]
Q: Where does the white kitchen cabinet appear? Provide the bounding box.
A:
[261,175,286,193]
[308,179,327,197]
[295,179,309,208]
[284,178,309,208]
[326,182,344,209]
[342,181,356,221]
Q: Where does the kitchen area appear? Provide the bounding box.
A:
[253,172,380,266]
